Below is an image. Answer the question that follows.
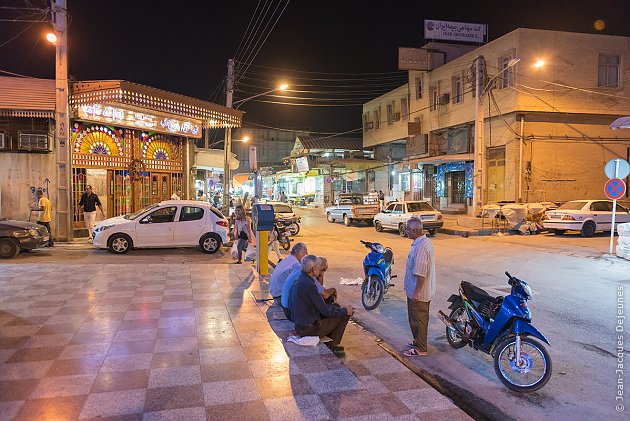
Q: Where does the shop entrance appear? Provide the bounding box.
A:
[447,171,466,204]
[72,168,109,229]
[487,147,506,202]
[151,173,171,203]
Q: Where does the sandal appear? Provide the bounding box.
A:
[403,348,429,357]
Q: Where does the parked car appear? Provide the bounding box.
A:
[326,192,381,226]
[542,199,630,237]
[374,201,443,236]
[93,200,229,254]
[0,218,50,258]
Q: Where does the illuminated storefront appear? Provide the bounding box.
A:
[69,80,241,234]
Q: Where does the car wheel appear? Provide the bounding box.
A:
[580,221,596,238]
[0,238,20,259]
[199,233,222,254]
[375,221,383,232]
[344,215,353,226]
[399,224,407,237]
[327,213,335,223]
[428,228,437,236]
[552,229,566,235]
[108,234,132,254]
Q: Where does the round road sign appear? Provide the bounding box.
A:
[605,178,626,200]
[325,177,333,184]
[604,158,630,179]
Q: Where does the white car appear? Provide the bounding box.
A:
[93,200,229,254]
[374,201,443,236]
[542,199,630,237]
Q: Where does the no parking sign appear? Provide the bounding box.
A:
[605,178,626,200]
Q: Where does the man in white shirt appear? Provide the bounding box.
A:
[171,190,182,200]
[402,216,436,357]
[268,242,308,302]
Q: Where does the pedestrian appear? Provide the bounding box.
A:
[403,216,436,357]
[32,190,54,247]
[280,191,287,203]
[268,228,283,262]
[171,189,182,200]
[288,255,353,357]
[268,242,308,302]
[378,190,385,210]
[213,193,221,207]
[232,205,255,264]
[78,185,104,241]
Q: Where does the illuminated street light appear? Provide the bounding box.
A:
[45,32,57,44]
[232,83,290,108]
[534,59,545,68]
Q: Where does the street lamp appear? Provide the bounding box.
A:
[222,83,288,212]
[472,56,520,216]
[45,32,57,44]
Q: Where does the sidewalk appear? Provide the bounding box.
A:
[0,262,470,420]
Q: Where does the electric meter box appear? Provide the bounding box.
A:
[253,204,275,231]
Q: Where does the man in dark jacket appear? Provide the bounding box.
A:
[288,255,353,356]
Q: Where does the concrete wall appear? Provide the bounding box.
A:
[363,85,410,147]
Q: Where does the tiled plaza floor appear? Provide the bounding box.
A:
[0,263,470,420]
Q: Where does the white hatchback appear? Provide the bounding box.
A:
[93,200,229,254]
[542,199,630,237]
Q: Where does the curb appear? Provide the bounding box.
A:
[439,227,497,237]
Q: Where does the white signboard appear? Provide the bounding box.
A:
[424,20,487,43]
[296,156,309,172]
[398,47,429,71]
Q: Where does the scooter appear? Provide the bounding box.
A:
[437,271,552,392]
[274,219,292,250]
[360,240,395,310]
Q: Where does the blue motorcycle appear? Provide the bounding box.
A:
[438,271,552,392]
[360,240,395,310]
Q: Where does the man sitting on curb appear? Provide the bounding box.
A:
[288,255,353,357]
[281,256,337,321]
[268,242,308,304]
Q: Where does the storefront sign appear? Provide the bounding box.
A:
[78,103,201,138]
[447,128,470,155]
[296,156,309,172]
[424,20,487,43]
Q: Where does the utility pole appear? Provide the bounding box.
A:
[222,59,234,213]
[52,0,72,240]
[472,55,485,217]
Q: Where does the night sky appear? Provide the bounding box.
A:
[2,0,630,136]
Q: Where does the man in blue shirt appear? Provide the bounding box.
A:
[289,255,353,357]
[268,242,308,302]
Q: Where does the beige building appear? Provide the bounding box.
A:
[363,28,630,213]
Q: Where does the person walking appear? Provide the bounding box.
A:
[268,228,283,262]
[33,190,54,247]
[78,185,104,241]
[288,255,353,357]
[403,216,436,357]
[378,190,385,210]
[232,205,255,264]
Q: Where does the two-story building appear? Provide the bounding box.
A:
[363,28,630,214]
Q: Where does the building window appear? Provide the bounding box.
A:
[401,97,409,120]
[386,103,394,125]
[415,76,423,99]
[18,132,50,151]
[598,54,620,88]
[452,75,463,104]
[497,53,516,89]
[429,86,438,111]
[362,113,372,131]
[374,108,380,129]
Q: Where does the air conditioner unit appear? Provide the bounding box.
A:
[0,133,6,149]
[393,112,401,121]
[18,132,51,152]
[437,93,450,105]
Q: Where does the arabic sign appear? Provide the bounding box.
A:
[77,103,202,138]
[424,20,487,43]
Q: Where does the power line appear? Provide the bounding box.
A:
[236,61,407,76]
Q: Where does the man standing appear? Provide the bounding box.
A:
[378,190,385,210]
[79,185,104,240]
[289,255,353,357]
[33,190,54,247]
[403,216,436,357]
[268,242,307,302]
[171,189,182,200]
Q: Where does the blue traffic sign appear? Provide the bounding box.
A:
[605,178,626,200]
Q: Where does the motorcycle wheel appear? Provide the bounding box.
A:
[288,222,300,236]
[280,237,291,250]
[362,275,384,310]
[493,336,552,393]
[446,307,469,349]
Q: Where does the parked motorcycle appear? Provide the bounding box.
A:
[360,240,396,310]
[437,271,552,392]
[276,216,300,236]
[274,219,292,251]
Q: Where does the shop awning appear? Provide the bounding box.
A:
[410,153,473,164]
[195,149,239,171]
[0,76,55,117]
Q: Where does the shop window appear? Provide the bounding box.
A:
[180,206,204,221]
[400,172,410,191]
[598,54,620,88]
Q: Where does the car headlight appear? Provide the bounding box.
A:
[94,225,114,233]
[13,230,33,238]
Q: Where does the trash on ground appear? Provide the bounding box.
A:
[339,277,363,285]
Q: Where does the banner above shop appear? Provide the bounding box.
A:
[77,103,203,138]
[424,19,487,44]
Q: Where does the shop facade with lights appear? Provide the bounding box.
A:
[69,80,241,235]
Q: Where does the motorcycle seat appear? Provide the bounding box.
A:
[461,281,497,303]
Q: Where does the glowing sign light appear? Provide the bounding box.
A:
[78,104,201,138]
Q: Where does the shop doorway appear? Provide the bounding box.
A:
[151,173,171,203]
[72,168,109,229]
[447,171,466,204]
[487,147,506,202]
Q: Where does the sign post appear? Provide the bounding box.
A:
[604,158,629,254]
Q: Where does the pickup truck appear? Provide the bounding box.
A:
[326,193,381,226]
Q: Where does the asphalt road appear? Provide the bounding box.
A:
[3,207,629,420]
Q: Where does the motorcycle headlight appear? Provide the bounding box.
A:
[523,284,532,299]
[94,225,114,233]
[375,244,386,254]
